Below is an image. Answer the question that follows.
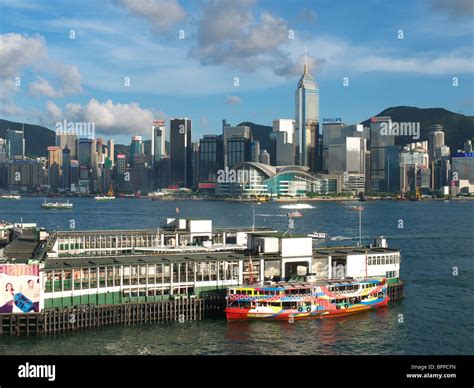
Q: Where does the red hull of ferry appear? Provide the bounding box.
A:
[225,297,389,321]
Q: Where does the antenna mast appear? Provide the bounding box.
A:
[305,47,308,71]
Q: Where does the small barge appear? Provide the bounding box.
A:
[0,194,21,200]
[94,195,116,201]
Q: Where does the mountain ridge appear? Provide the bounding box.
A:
[361,106,473,151]
[0,106,472,158]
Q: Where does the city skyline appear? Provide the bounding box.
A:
[0,0,473,145]
[0,1,473,377]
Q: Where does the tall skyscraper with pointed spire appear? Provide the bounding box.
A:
[295,51,320,171]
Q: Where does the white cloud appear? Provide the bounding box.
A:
[2,0,43,10]
[115,0,186,32]
[3,1,473,127]
[45,18,122,36]
[287,38,474,77]
[275,53,325,78]
[0,33,47,78]
[32,101,63,126]
[52,63,82,95]
[351,51,474,74]
[63,99,156,136]
[28,60,82,98]
[0,33,83,116]
[0,33,47,114]
[192,0,290,72]
[0,101,24,116]
[35,99,159,136]
[430,0,474,17]
[46,101,63,121]
[28,76,59,97]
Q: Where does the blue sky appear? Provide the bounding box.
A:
[0,0,473,144]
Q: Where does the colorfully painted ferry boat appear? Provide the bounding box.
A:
[225,277,388,320]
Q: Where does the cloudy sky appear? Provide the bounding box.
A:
[0,0,473,144]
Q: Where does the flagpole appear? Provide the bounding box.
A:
[252,202,255,232]
[365,249,368,280]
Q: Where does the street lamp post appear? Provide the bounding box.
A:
[350,205,363,247]
[252,201,261,232]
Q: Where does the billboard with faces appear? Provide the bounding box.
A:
[0,264,40,313]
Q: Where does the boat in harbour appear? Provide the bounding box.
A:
[95,196,116,201]
[95,183,116,201]
[225,277,388,320]
[307,231,329,240]
[252,195,268,203]
[281,203,313,210]
[41,200,73,210]
[287,211,302,218]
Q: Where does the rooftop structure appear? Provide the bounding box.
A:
[0,218,401,313]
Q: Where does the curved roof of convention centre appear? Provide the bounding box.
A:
[235,162,311,179]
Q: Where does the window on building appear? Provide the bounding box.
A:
[139,265,147,285]
[90,269,97,288]
[123,266,130,286]
[163,264,171,283]
[98,267,106,287]
[45,272,53,293]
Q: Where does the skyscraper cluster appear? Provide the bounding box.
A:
[0,59,473,197]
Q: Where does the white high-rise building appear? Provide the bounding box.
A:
[295,57,319,171]
[428,124,445,162]
[272,119,296,166]
[107,139,115,166]
[151,120,166,164]
[272,119,295,144]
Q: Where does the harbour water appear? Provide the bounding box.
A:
[0,198,473,355]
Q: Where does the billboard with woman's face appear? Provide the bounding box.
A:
[0,264,40,313]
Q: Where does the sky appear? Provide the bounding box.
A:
[0,0,473,144]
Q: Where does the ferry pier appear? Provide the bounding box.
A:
[0,217,404,335]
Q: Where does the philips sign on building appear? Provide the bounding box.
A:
[322,118,343,123]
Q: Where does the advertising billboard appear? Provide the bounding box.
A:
[0,264,40,313]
